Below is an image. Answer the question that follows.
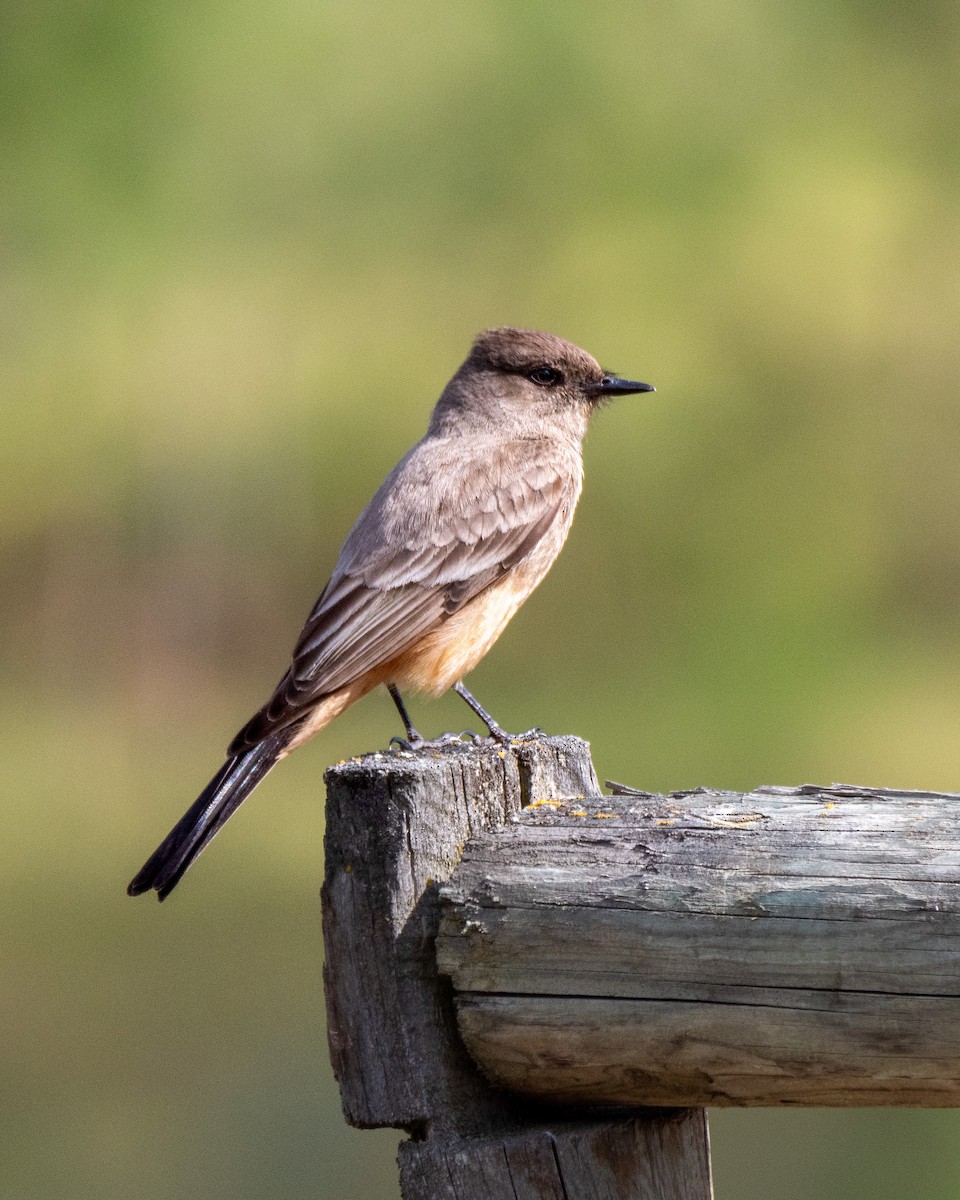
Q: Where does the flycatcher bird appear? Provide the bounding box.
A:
[128,327,654,899]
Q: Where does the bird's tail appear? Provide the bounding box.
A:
[127,731,290,901]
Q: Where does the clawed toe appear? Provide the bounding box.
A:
[391,730,471,751]
[390,734,423,751]
[483,724,546,745]
[390,722,545,751]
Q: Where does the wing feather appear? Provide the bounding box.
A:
[229,436,579,750]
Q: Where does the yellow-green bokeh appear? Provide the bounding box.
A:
[4,1,960,1196]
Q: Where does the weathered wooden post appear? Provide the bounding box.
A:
[438,781,960,1107]
[324,736,960,1194]
[322,737,713,1200]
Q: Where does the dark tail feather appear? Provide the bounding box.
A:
[127,732,288,901]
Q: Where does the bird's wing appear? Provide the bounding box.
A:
[229,439,578,750]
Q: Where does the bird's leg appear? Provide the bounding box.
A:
[387,684,425,748]
[387,684,463,750]
[453,681,543,744]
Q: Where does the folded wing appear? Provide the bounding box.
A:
[228,439,578,752]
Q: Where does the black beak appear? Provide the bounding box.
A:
[589,374,656,397]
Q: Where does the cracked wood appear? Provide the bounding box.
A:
[322,736,713,1198]
[437,784,960,1107]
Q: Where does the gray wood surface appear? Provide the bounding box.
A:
[322,737,712,1198]
[398,1110,712,1200]
[437,783,960,1107]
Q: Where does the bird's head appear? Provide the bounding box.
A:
[430,327,654,439]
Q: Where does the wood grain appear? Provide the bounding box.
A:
[437,784,960,1107]
[322,737,712,1198]
[398,1110,712,1200]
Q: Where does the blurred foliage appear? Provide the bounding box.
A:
[3,0,960,1196]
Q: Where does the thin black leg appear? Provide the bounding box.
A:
[386,684,465,750]
[453,681,543,744]
[387,684,422,746]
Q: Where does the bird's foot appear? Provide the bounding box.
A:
[389,730,468,751]
[450,682,544,746]
[479,724,546,745]
[390,725,545,750]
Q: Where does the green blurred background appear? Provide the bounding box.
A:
[4,0,960,1196]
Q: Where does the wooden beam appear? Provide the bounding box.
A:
[437,784,960,1107]
[322,738,713,1199]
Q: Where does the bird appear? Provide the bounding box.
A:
[127,327,654,899]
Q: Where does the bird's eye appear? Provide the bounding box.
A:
[528,366,562,386]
